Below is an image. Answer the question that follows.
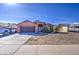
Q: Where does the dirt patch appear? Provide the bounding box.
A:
[24,32,79,45]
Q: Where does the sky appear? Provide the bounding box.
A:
[0,3,79,24]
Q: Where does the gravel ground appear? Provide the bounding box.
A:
[24,32,79,45]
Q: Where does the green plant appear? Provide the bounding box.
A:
[42,27,50,33]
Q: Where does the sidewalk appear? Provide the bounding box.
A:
[0,45,79,55]
[14,45,79,55]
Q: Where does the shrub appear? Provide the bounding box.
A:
[42,27,50,33]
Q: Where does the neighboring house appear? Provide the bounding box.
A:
[0,22,8,28]
[16,20,53,33]
[0,23,17,34]
[56,24,69,33]
[7,23,17,29]
[0,22,17,29]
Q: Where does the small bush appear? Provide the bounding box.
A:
[42,27,50,33]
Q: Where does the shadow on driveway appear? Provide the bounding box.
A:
[18,32,51,36]
[0,33,16,38]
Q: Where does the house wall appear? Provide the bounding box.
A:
[16,22,38,32]
[58,26,68,33]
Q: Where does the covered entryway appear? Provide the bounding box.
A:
[21,26,35,32]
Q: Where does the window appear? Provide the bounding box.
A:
[74,26,79,28]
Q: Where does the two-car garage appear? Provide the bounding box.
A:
[16,20,38,33]
[20,26,35,32]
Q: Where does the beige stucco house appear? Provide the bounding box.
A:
[56,24,69,33]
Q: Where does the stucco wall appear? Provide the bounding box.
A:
[58,26,68,32]
[16,22,38,32]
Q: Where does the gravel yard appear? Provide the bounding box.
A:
[24,32,79,45]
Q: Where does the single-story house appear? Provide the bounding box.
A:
[16,20,53,33]
[56,24,69,33]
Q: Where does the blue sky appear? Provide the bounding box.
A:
[0,3,79,24]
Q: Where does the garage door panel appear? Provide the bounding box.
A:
[21,26,35,32]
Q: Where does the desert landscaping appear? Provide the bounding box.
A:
[25,32,79,45]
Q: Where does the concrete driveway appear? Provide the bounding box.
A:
[0,33,79,55]
[0,33,31,44]
[0,33,32,55]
